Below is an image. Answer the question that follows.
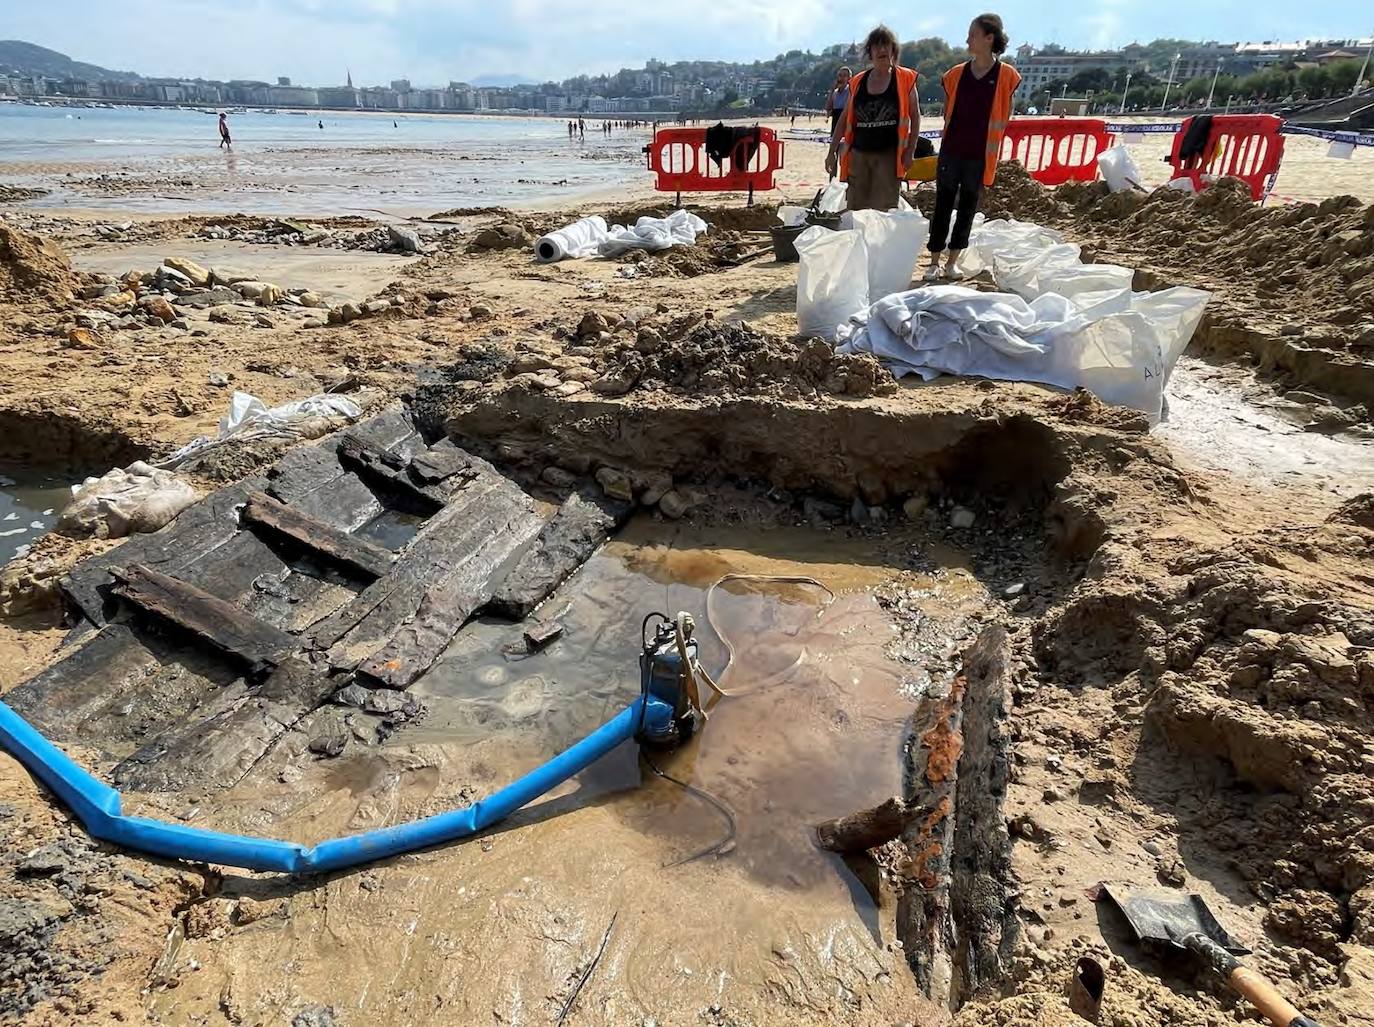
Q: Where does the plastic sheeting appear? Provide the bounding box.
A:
[597,209,709,257]
[1097,143,1144,193]
[0,693,675,874]
[161,392,363,469]
[535,215,609,262]
[57,462,198,540]
[835,284,1210,422]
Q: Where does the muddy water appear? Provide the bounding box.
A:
[0,472,70,565]
[1158,358,1374,504]
[148,521,974,1026]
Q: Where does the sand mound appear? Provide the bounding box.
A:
[594,317,896,399]
[0,223,77,304]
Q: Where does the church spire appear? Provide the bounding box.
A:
[346,67,353,89]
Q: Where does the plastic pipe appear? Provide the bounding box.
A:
[0,694,673,874]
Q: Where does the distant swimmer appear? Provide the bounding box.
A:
[218,112,232,149]
[393,120,398,128]
[318,119,324,130]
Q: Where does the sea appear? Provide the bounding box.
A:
[0,103,651,214]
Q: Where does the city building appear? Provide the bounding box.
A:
[277,76,291,86]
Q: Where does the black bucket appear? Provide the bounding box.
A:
[769,224,808,263]
[805,211,843,230]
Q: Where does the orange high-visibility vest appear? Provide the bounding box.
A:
[941,60,1022,186]
[838,66,919,180]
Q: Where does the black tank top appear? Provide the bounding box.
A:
[851,71,900,152]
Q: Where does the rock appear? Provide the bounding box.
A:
[63,327,101,350]
[301,230,332,245]
[1142,839,1164,856]
[210,267,254,285]
[594,466,635,502]
[528,373,562,391]
[170,318,190,331]
[540,466,577,488]
[364,299,391,315]
[902,495,928,520]
[155,265,193,290]
[17,846,70,876]
[139,296,176,324]
[949,506,976,529]
[298,291,326,308]
[232,280,270,300]
[390,294,406,307]
[307,721,349,758]
[387,225,422,253]
[164,256,210,286]
[179,286,241,308]
[635,327,665,353]
[254,313,274,328]
[590,369,639,396]
[257,284,285,306]
[509,353,555,374]
[1004,583,1026,598]
[1157,859,1187,887]
[578,311,610,338]
[658,490,693,520]
[208,308,235,324]
[100,289,137,309]
[292,1006,339,1027]
[208,371,229,387]
[234,897,281,926]
[469,303,494,319]
[340,302,363,323]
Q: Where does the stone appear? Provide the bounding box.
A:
[164,256,210,286]
[210,267,254,286]
[308,726,348,759]
[63,327,101,350]
[208,371,230,387]
[100,289,137,309]
[1004,583,1026,598]
[363,299,391,315]
[170,318,190,331]
[139,296,176,324]
[155,265,193,289]
[510,353,555,374]
[254,313,275,328]
[595,466,635,502]
[469,303,494,319]
[560,367,599,383]
[179,286,241,308]
[528,373,562,391]
[388,225,422,253]
[540,466,577,488]
[232,280,270,300]
[257,284,285,306]
[340,302,363,323]
[298,291,326,308]
[18,846,70,876]
[635,327,664,353]
[640,473,674,507]
[949,507,976,529]
[292,1006,339,1027]
[590,370,639,396]
[658,490,693,520]
[578,311,609,338]
[902,495,928,520]
[208,309,234,324]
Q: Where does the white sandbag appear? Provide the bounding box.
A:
[58,464,198,540]
[597,209,708,257]
[535,215,609,262]
[817,180,848,213]
[849,209,930,301]
[992,243,1134,302]
[1097,144,1143,193]
[796,226,869,341]
[777,206,807,227]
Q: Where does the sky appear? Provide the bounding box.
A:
[5,0,1367,87]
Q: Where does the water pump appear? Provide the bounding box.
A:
[636,611,714,748]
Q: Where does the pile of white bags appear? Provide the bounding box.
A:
[161,392,364,469]
[58,462,198,539]
[532,210,709,262]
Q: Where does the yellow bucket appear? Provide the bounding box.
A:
[905,155,938,182]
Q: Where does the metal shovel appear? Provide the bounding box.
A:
[1096,885,1320,1027]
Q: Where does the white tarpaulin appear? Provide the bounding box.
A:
[535,215,609,262]
[597,210,709,257]
[835,284,1210,423]
[161,391,363,468]
[58,461,198,539]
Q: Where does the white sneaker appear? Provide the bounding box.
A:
[945,264,965,281]
[922,264,943,282]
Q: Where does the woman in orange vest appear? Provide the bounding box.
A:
[825,25,920,212]
[924,14,1021,280]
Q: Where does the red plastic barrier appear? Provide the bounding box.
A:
[1168,114,1285,201]
[999,118,1114,186]
[645,126,784,201]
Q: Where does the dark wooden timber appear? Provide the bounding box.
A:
[113,658,335,793]
[487,491,631,621]
[337,436,446,513]
[814,797,914,854]
[243,491,395,580]
[111,563,298,677]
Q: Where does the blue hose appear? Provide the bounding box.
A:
[0,695,674,874]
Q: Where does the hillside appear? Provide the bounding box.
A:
[0,40,141,83]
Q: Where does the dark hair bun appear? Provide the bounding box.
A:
[975,13,1009,54]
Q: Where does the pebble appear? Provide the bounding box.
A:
[950,506,976,529]
[253,313,274,328]
[658,490,692,520]
[469,303,493,319]
[902,495,928,520]
[1004,582,1026,597]
[207,371,229,387]
[387,225,422,253]
[1142,839,1164,856]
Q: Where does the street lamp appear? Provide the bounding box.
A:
[1161,52,1181,112]
[1120,70,1132,113]
[1356,30,1373,98]
[1206,57,1223,109]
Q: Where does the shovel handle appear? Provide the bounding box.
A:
[1229,967,1319,1027]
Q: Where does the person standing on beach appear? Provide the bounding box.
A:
[827,67,852,134]
[924,14,1021,280]
[825,25,919,212]
[218,112,232,149]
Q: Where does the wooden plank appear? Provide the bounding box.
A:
[314,472,542,680]
[243,491,395,580]
[6,624,241,755]
[409,443,479,485]
[112,658,335,793]
[61,477,267,626]
[111,563,299,677]
[266,440,383,532]
[487,491,631,621]
[338,436,446,513]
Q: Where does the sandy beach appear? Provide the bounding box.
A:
[1,103,1373,1027]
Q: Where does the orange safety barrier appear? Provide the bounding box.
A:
[999,118,1114,186]
[644,126,785,205]
[1167,114,1285,202]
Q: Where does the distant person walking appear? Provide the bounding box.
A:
[825,25,919,211]
[827,67,852,134]
[218,112,232,149]
[318,119,324,130]
[924,13,1021,280]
